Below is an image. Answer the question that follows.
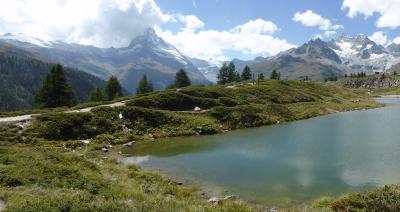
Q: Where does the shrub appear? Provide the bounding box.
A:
[126,91,221,111]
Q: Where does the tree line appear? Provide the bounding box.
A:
[216,62,280,84]
[35,65,193,108]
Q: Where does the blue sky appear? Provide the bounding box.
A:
[154,0,400,60]
[1,0,400,62]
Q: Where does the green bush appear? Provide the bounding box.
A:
[218,97,241,107]
[126,91,221,111]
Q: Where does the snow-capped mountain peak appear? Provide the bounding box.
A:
[128,28,188,65]
[0,33,53,48]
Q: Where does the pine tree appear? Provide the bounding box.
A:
[35,64,78,108]
[270,70,279,80]
[217,63,229,84]
[258,73,265,80]
[173,69,191,88]
[241,65,252,81]
[104,76,123,101]
[88,86,104,102]
[227,62,237,82]
[136,74,154,94]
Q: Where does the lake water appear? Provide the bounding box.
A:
[122,96,400,206]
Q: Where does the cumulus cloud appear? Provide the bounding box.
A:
[293,10,343,31]
[392,37,400,44]
[0,0,172,47]
[342,0,400,29]
[158,18,295,62]
[369,31,387,45]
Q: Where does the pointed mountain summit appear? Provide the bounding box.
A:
[0,28,209,93]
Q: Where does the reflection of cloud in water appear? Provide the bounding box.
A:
[122,156,150,165]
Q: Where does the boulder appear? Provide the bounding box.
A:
[207,197,221,205]
[101,147,109,153]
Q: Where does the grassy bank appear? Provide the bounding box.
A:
[0,80,383,211]
[30,80,380,142]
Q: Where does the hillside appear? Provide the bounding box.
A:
[335,73,400,89]
[0,79,381,211]
[0,52,105,111]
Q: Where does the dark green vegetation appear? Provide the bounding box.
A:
[330,185,400,211]
[0,125,250,211]
[269,70,280,80]
[217,62,240,84]
[241,66,252,81]
[0,52,105,111]
[169,69,192,88]
[35,64,78,108]
[104,76,123,101]
[31,80,379,142]
[136,74,154,95]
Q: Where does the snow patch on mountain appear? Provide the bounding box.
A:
[0,33,53,48]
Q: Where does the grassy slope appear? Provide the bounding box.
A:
[0,80,382,211]
[30,80,379,142]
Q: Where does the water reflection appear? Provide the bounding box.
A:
[122,97,400,206]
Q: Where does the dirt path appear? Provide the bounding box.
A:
[0,101,127,124]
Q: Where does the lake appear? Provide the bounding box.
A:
[122,96,400,206]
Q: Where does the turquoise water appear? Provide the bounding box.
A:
[122,97,400,206]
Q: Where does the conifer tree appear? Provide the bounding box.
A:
[270,70,280,80]
[217,63,229,84]
[88,86,104,102]
[173,69,191,88]
[241,65,252,81]
[258,73,265,80]
[104,76,123,101]
[35,64,78,108]
[136,74,154,94]
[227,62,237,82]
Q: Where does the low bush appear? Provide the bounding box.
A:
[126,91,221,111]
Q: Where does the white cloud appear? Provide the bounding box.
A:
[369,31,387,45]
[392,36,400,44]
[158,18,295,62]
[231,19,278,35]
[293,10,343,31]
[178,14,204,32]
[315,30,337,39]
[342,0,400,29]
[0,0,172,47]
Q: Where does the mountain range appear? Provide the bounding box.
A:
[2,29,400,99]
[0,28,210,93]
[197,34,400,81]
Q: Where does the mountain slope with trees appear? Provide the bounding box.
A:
[0,52,106,111]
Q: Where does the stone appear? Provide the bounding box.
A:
[123,141,136,147]
[269,208,278,212]
[101,147,109,153]
[207,197,221,205]
[194,106,202,111]
[81,139,91,144]
[223,195,239,200]
[0,198,6,211]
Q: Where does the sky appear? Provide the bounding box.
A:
[1,0,400,62]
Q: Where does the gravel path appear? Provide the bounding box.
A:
[0,101,127,124]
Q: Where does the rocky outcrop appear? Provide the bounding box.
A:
[337,75,400,89]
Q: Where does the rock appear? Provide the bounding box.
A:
[194,106,202,111]
[165,194,176,201]
[81,139,91,144]
[101,147,109,153]
[223,195,239,200]
[0,198,6,211]
[269,208,278,212]
[123,141,136,147]
[122,125,131,133]
[107,145,113,148]
[119,112,123,119]
[207,197,221,205]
